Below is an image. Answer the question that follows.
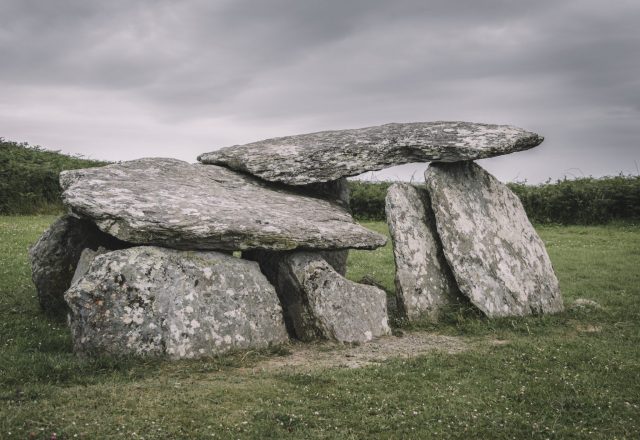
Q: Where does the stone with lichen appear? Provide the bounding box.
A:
[65,246,289,358]
[424,161,563,318]
[385,183,462,321]
[198,121,543,185]
[29,214,128,315]
[60,158,386,252]
[269,252,391,343]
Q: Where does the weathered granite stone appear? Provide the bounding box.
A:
[273,252,391,343]
[243,247,351,338]
[60,158,386,251]
[65,246,289,358]
[424,162,563,318]
[71,247,110,285]
[28,215,127,314]
[198,121,544,185]
[303,178,351,208]
[385,183,461,321]
[303,177,350,273]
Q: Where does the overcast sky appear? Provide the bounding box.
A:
[1,0,638,183]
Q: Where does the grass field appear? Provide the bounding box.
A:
[1,216,639,439]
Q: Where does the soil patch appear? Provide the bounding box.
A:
[245,331,468,372]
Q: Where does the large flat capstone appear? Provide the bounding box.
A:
[65,246,289,358]
[424,162,563,318]
[60,158,386,251]
[385,183,461,321]
[198,121,543,185]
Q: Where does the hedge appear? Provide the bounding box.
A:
[0,139,107,214]
[348,177,640,224]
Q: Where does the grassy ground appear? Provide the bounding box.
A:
[1,216,639,439]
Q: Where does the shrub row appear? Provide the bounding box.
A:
[0,139,107,215]
[348,176,640,224]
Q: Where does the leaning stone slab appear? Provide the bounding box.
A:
[385,183,461,321]
[424,162,563,318]
[60,158,386,251]
[71,247,110,285]
[29,215,127,314]
[198,121,543,185]
[271,252,391,343]
[65,246,289,358]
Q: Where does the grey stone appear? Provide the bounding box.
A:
[303,177,351,274]
[65,246,289,358]
[28,215,127,314]
[274,252,391,343]
[317,250,349,277]
[60,158,386,251]
[71,247,110,285]
[303,178,351,208]
[424,162,563,318]
[198,121,543,185]
[242,247,351,337]
[385,183,461,321]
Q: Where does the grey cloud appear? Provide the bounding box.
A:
[0,0,638,182]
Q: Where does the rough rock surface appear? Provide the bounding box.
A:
[65,246,289,358]
[28,215,127,314]
[425,162,563,318]
[304,177,350,273]
[60,158,386,251]
[274,252,391,343]
[385,183,461,321]
[303,178,351,208]
[71,247,110,285]
[198,121,543,185]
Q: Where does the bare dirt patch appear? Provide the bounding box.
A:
[244,331,468,373]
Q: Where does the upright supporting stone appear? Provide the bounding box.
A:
[65,247,289,358]
[425,162,563,318]
[248,252,390,343]
[29,215,128,315]
[385,183,461,321]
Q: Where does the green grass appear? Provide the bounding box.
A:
[1,216,639,439]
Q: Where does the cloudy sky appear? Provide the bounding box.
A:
[1,0,638,183]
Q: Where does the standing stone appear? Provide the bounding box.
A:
[28,215,127,315]
[65,246,289,358]
[61,158,385,251]
[425,162,563,318]
[272,252,391,343]
[198,121,544,185]
[385,183,461,321]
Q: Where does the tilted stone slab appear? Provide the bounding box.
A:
[270,252,391,343]
[60,158,386,251]
[71,247,110,285]
[65,246,289,358]
[198,121,543,185]
[424,162,563,318]
[385,183,461,321]
[29,215,128,315]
